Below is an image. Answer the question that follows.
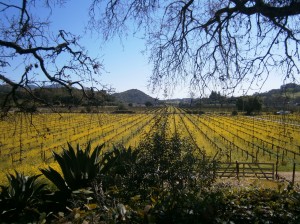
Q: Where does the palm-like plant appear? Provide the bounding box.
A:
[0,171,47,221]
[40,142,103,194]
[101,145,139,176]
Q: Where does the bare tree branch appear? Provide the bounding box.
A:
[89,0,300,95]
[0,1,104,114]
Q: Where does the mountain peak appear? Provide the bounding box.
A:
[113,89,156,104]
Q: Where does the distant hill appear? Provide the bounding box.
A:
[259,83,300,97]
[258,83,300,109]
[162,83,300,109]
[0,84,115,108]
[113,89,157,104]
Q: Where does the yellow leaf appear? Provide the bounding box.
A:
[84,203,98,210]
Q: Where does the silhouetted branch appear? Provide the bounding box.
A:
[89,0,300,95]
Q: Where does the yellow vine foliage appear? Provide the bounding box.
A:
[0,107,300,184]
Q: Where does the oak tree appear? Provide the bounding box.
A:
[0,0,102,115]
[89,0,300,94]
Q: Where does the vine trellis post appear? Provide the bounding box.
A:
[19,113,23,163]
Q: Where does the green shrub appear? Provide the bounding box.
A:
[40,142,103,194]
[232,110,238,116]
[96,131,220,222]
[135,132,219,222]
[215,187,300,224]
[0,171,47,222]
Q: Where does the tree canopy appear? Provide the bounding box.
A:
[89,0,300,95]
[236,96,262,114]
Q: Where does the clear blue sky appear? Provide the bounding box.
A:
[39,1,174,99]
[9,1,292,99]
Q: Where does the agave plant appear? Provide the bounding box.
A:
[40,142,103,194]
[0,171,47,221]
[101,145,139,176]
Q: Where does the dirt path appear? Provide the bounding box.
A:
[277,172,300,183]
[214,172,300,189]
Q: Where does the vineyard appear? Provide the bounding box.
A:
[1,106,300,183]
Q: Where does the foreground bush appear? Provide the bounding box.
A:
[1,134,300,223]
[40,142,104,195]
[215,186,300,224]
[0,172,47,222]
[94,131,220,223]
